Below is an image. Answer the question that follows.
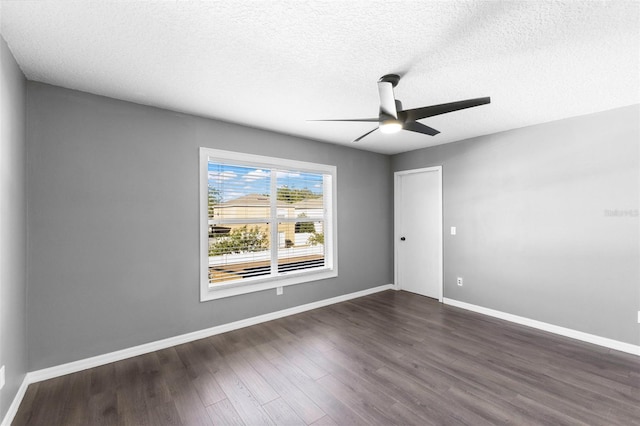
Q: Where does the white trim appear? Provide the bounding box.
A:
[269,168,278,278]
[443,298,640,356]
[394,166,444,302]
[25,284,394,385]
[198,269,338,300]
[1,376,29,426]
[199,147,210,302]
[199,148,338,175]
[199,147,338,301]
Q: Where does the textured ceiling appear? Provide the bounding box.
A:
[1,1,639,155]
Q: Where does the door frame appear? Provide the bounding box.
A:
[394,166,444,302]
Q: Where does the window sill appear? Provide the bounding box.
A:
[200,268,337,301]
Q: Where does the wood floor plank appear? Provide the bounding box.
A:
[11,382,40,425]
[114,357,149,418]
[445,385,536,425]
[190,338,227,374]
[58,371,92,425]
[261,334,329,380]
[167,377,214,426]
[20,379,66,426]
[212,364,275,425]
[238,346,327,424]
[156,346,188,383]
[372,365,484,424]
[209,329,252,357]
[206,398,245,425]
[316,343,462,425]
[155,351,214,426]
[148,401,182,426]
[25,375,73,425]
[11,290,640,425]
[224,350,280,405]
[262,397,306,425]
[89,363,117,396]
[315,373,400,425]
[174,341,219,380]
[87,390,119,425]
[469,349,639,424]
[119,402,153,426]
[388,401,445,426]
[303,350,396,414]
[309,414,339,426]
[138,356,172,409]
[192,370,226,407]
[267,353,369,426]
[254,341,285,361]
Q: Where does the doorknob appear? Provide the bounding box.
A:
[400,237,406,241]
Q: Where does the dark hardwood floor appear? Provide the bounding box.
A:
[13,290,640,425]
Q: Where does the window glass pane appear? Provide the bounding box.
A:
[208,223,271,286]
[277,222,325,273]
[276,170,324,208]
[275,170,325,274]
[208,162,271,221]
[202,148,336,300]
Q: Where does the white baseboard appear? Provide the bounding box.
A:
[27,283,394,385]
[2,283,393,426]
[443,298,640,356]
[1,377,29,426]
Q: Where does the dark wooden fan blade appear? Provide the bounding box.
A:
[353,127,378,142]
[402,97,490,121]
[307,118,380,122]
[404,121,440,136]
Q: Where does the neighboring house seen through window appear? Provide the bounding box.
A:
[200,148,337,301]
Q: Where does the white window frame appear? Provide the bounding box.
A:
[200,147,338,301]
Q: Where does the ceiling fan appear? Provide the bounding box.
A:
[310,74,490,142]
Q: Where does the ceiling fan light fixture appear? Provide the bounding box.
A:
[379,119,403,134]
[309,74,489,143]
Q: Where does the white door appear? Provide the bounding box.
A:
[395,167,443,300]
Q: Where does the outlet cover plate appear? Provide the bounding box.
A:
[457,277,463,286]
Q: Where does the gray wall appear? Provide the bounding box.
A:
[26,82,393,370]
[20,78,640,374]
[0,37,27,420]
[392,105,640,345]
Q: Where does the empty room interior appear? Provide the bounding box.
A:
[1,1,639,425]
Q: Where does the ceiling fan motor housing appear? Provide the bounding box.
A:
[379,74,401,87]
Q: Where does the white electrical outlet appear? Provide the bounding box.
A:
[450,226,456,235]
[0,365,5,390]
[277,286,283,296]
[457,277,463,286]
[637,310,640,324]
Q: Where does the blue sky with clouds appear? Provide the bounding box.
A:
[208,162,323,201]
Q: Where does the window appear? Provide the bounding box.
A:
[200,148,337,301]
